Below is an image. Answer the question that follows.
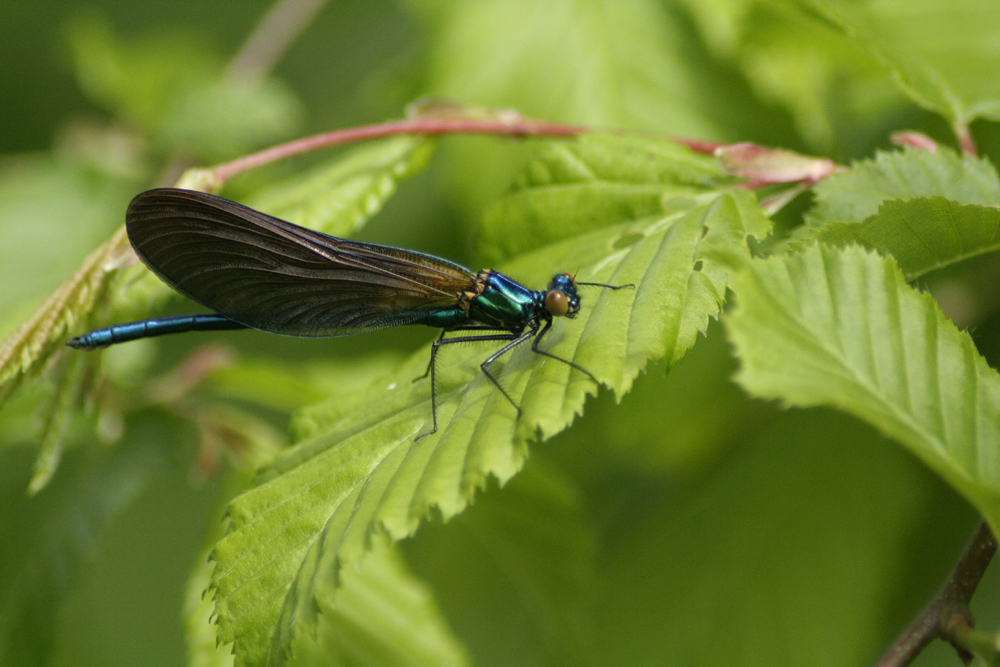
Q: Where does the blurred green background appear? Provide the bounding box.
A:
[1,1,996,666]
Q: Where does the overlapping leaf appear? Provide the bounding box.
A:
[480,133,739,264]
[210,136,771,667]
[794,148,1000,280]
[0,227,129,404]
[725,244,1000,531]
[805,146,1000,227]
[401,458,596,666]
[187,545,468,667]
[811,197,1000,281]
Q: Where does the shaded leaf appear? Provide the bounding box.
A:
[28,351,86,494]
[402,458,595,667]
[159,76,303,162]
[813,0,1000,126]
[724,244,1000,531]
[0,155,135,332]
[66,12,302,161]
[0,434,171,665]
[297,547,469,667]
[65,12,218,130]
[592,408,977,666]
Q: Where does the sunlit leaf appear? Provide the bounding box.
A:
[412,0,720,135]
[185,550,235,667]
[806,146,1000,227]
[0,228,130,404]
[480,133,739,263]
[211,146,769,665]
[725,244,1000,531]
[409,0,734,219]
[245,137,437,238]
[808,197,1000,280]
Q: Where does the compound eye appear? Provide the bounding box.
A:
[545,289,570,316]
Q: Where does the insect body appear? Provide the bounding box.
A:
[69,189,630,438]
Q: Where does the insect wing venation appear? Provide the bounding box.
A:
[126,189,474,337]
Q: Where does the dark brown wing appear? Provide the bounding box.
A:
[126,188,475,337]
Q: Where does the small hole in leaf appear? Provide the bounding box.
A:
[613,232,644,250]
[693,260,704,271]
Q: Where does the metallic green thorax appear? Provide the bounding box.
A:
[418,269,565,331]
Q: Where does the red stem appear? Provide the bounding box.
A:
[208,116,589,186]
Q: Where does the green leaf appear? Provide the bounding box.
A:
[28,351,86,494]
[293,547,470,667]
[65,12,218,131]
[185,549,235,667]
[412,0,722,136]
[0,435,171,665]
[724,244,1000,532]
[189,544,469,667]
[65,12,302,161]
[806,146,1000,227]
[210,354,404,418]
[813,0,1000,126]
[0,131,434,414]
[0,156,133,333]
[480,133,739,264]
[809,197,1000,281]
[0,228,130,404]
[245,137,437,238]
[401,458,594,666]
[211,144,769,666]
[591,407,977,666]
[680,0,901,149]
[409,0,734,220]
[159,76,303,162]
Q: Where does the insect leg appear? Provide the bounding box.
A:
[529,318,600,384]
[415,329,530,442]
[413,325,509,382]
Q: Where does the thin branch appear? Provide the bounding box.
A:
[225,0,329,86]
[875,522,996,667]
[201,114,589,187]
[953,119,978,157]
